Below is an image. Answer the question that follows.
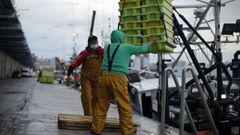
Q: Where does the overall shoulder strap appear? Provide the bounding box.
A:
[107,44,121,71]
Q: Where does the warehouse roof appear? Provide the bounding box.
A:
[0,0,34,68]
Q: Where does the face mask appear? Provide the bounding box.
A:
[90,44,98,49]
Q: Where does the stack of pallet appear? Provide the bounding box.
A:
[119,0,176,53]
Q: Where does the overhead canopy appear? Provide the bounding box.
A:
[0,0,34,68]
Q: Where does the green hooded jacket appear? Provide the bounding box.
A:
[102,30,150,74]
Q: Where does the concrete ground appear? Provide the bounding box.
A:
[0,78,181,135]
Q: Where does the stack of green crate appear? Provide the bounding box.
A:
[119,0,142,45]
[40,68,54,84]
[141,0,175,53]
[119,0,176,53]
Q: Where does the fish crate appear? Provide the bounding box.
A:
[142,26,174,38]
[142,33,175,45]
[120,15,142,22]
[142,19,173,31]
[141,3,173,14]
[120,21,142,29]
[142,13,173,23]
[142,12,173,23]
[149,41,174,53]
[142,0,172,6]
[122,29,142,35]
[125,35,143,45]
[119,0,141,9]
[120,7,141,16]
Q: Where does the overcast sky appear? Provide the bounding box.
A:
[14,0,240,62]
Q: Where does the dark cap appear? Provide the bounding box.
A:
[88,35,98,44]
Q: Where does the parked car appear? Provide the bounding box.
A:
[21,68,33,77]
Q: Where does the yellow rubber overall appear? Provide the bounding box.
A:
[91,72,134,135]
[80,54,102,116]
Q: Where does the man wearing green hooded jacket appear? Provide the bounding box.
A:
[91,30,157,135]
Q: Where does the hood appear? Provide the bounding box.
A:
[110,30,125,44]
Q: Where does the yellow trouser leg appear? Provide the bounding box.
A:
[91,73,134,135]
[91,74,111,134]
[111,74,134,135]
[81,77,93,116]
[91,78,99,115]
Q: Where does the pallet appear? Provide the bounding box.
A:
[58,114,137,132]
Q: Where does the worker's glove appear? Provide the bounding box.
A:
[67,66,74,76]
[66,75,71,87]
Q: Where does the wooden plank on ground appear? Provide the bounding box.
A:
[58,114,137,132]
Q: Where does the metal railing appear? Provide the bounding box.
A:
[161,66,219,135]
[161,67,197,135]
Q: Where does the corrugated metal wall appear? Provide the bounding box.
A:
[0,51,22,78]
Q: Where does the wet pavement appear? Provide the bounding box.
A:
[0,78,182,135]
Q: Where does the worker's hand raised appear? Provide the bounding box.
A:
[148,36,158,45]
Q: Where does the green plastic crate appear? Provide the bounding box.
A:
[120,15,142,22]
[143,0,172,5]
[122,29,142,35]
[142,13,173,25]
[142,20,173,31]
[40,76,47,83]
[125,35,142,45]
[142,13,172,24]
[142,33,174,43]
[166,38,176,48]
[142,12,173,24]
[40,76,54,83]
[119,1,141,9]
[150,41,174,53]
[142,34,176,48]
[142,26,174,37]
[40,68,54,84]
[120,7,141,16]
[141,4,173,14]
[120,21,142,29]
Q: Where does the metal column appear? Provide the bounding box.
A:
[214,0,224,100]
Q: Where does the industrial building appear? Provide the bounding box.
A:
[0,0,34,78]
